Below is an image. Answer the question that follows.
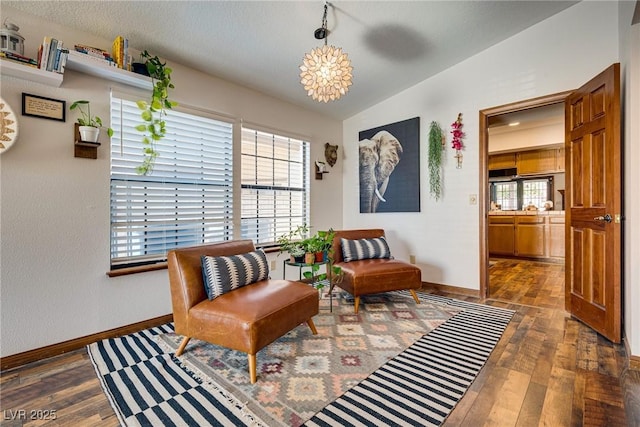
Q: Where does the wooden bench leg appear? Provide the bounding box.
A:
[307,318,318,335]
[176,336,191,356]
[354,296,361,314]
[410,289,421,305]
[248,354,257,384]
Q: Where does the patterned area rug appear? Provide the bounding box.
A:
[87,292,514,426]
[156,292,459,426]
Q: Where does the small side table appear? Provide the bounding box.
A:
[283,259,335,311]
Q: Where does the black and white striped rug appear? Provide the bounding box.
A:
[304,294,514,426]
[88,293,513,426]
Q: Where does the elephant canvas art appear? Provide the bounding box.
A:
[359,117,420,213]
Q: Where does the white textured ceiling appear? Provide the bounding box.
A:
[5,1,578,120]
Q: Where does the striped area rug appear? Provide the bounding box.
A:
[88,293,513,426]
[304,294,514,426]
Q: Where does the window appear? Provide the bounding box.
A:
[493,181,518,211]
[240,127,310,246]
[491,177,552,211]
[110,95,233,267]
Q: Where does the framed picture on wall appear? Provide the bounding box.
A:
[358,117,420,213]
[21,93,66,122]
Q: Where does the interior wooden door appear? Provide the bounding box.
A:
[565,63,621,343]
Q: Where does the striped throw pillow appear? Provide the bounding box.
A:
[201,250,269,300]
[341,237,391,262]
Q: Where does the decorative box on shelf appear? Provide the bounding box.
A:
[74,123,100,159]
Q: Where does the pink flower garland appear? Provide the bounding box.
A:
[451,113,464,151]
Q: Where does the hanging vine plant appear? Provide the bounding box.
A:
[428,121,445,200]
[135,50,178,175]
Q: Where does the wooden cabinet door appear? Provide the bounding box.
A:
[488,153,516,170]
[515,216,545,257]
[517,149,557,174]
[488,216,515,255]
[556,147,565,172]
[547,216,565,258]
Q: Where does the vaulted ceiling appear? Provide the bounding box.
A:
[5,1,578,120]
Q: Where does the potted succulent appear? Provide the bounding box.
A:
[70,100,113,143]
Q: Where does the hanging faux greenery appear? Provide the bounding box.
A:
[428,121,445,200]
[135,50,177,175]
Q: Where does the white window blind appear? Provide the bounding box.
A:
[241,127,310,246]
[110,95,233,267]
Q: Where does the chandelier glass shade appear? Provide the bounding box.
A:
[300,2,353,103]
[300,45,353,103]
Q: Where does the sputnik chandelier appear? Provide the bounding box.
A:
[299,1,353,103]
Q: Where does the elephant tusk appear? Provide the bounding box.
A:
[374,187,387,202]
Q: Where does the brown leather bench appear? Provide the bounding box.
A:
[331,229,421,313]
[168,240,319,383]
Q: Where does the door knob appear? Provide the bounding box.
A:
[594,214,612,223]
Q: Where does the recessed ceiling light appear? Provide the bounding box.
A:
[508,122,520,127]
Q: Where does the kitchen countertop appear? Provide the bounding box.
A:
[488,210,565,216]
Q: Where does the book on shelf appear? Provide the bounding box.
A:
[0,55,39,69]
[46,39,60,72]
[111,35,131,70]
[68,49,117,67]
[0,51,38,66]
[39,36,52,70]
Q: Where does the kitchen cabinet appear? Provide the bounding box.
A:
[488,213,565,260]
[556,147,565,172]
[488,153,516,171]
[517,149,558,175]
[515,216,545,257]
[547,216,566,258]
[488,216,515,255]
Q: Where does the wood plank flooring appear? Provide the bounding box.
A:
[1,259,638,426]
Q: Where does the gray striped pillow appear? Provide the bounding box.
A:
[341,237,391,262]
[201,249,269,300]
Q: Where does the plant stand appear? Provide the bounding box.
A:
[283,259,335,311]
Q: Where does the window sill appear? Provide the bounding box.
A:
[106,262,168,278]
[106,246,281,278]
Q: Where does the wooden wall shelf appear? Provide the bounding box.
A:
[74,124,101,159]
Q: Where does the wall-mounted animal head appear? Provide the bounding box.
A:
[324,143,338,167]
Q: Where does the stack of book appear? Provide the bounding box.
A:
[0,51,38,68]
[112,35,131,70]
[72,44,116,67]
[37,36,69,73]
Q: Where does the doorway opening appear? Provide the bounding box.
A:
[479,91,571,310]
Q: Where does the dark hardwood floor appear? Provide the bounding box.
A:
[1,259,638,426]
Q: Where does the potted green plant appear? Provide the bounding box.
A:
[69,100,113,143]
[428,121,445,200]
[135,50,178,175]
[305,235,326,263]
[316,229,336,262]
[277,224,310,263]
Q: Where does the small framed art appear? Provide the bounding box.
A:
[22,93,65,122]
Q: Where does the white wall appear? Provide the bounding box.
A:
[343,0,634,341]
[0,6,343,357]
[620,1,640,358]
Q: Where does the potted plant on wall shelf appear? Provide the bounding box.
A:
[135,50,177,175]
[70,100,113,143]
